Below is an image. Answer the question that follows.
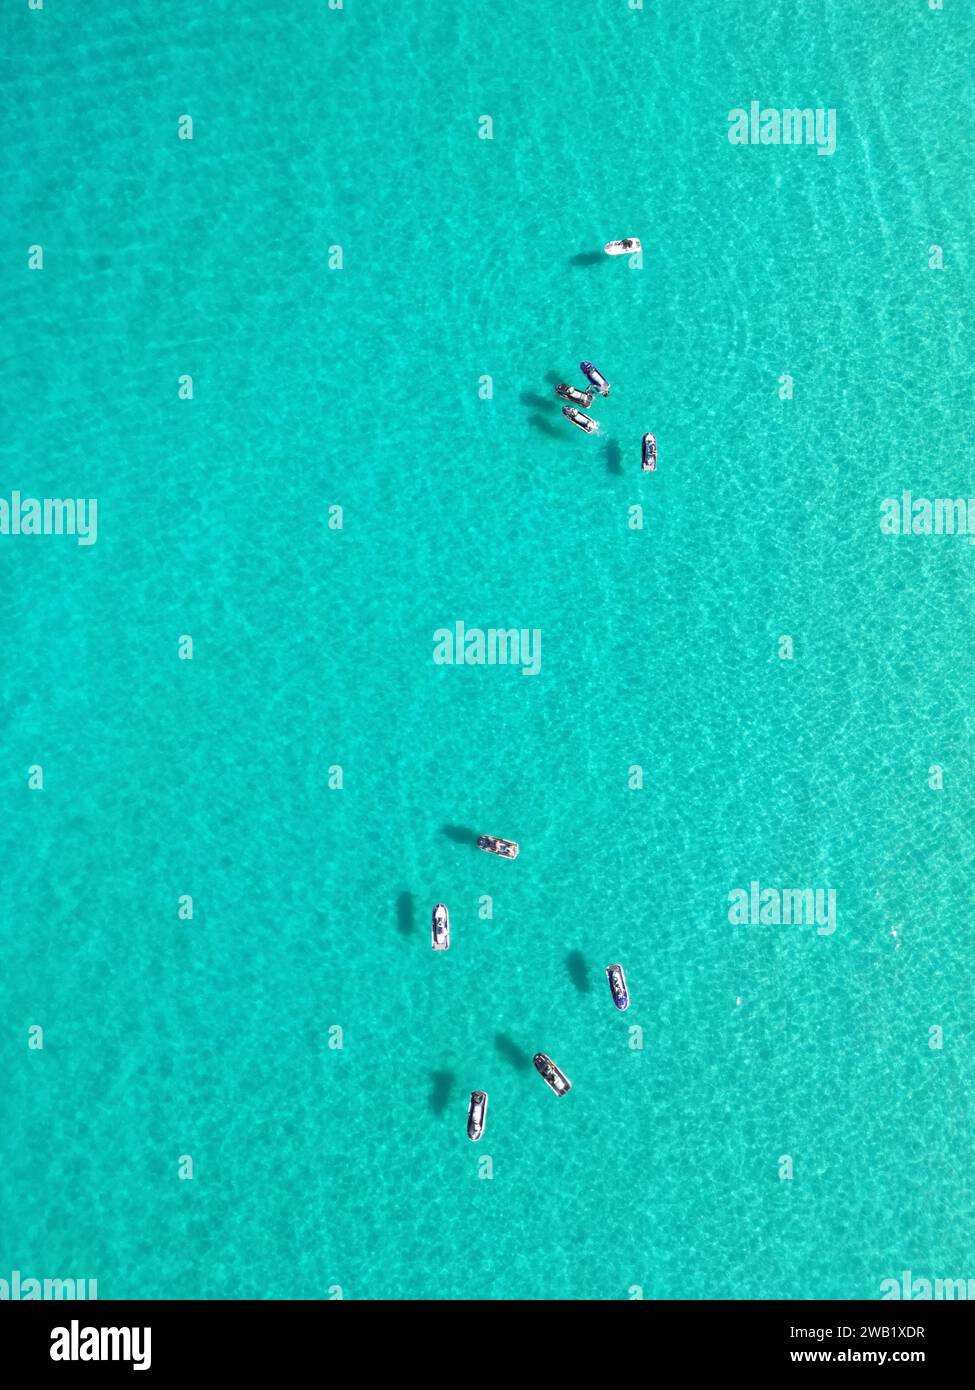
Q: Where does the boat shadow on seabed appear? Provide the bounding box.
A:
[395,890,416,936]
[603,439,623,474]
[429,1071,455,1116]
[442,823,479,847]
[565,950,591,993]
[525,411,562,440]
[522,384,565,440]
[494,1034,532,1072]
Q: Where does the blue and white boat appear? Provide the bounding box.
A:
[477,835,519,859]
[606,963,629,1011]
[534,1052,572,1096]
[580,361,610,397]
[467,1090,488,1141]
[603,238,641,256]
[555,382,594,408]
[431,903,450,950]
[562,405,599,433]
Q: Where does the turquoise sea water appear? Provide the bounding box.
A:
[1,0,973,1301]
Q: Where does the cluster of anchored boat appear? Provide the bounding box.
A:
[556,360,656,472]
[553,239,657,471]
[432,834,630,1142]
[556,360,610,434]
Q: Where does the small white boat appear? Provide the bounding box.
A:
[534,1053,572,1096]
[467,1090,488,1141]
[580,361,610,397]
[431,902,450,950]
[606,963,630,1011]
[603,238,641,256]
[477,834,519,859]
[562,405,599,434]
[555,383,594,408]
[641,433,657,472]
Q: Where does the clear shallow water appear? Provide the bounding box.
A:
[1,0,973,1300]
